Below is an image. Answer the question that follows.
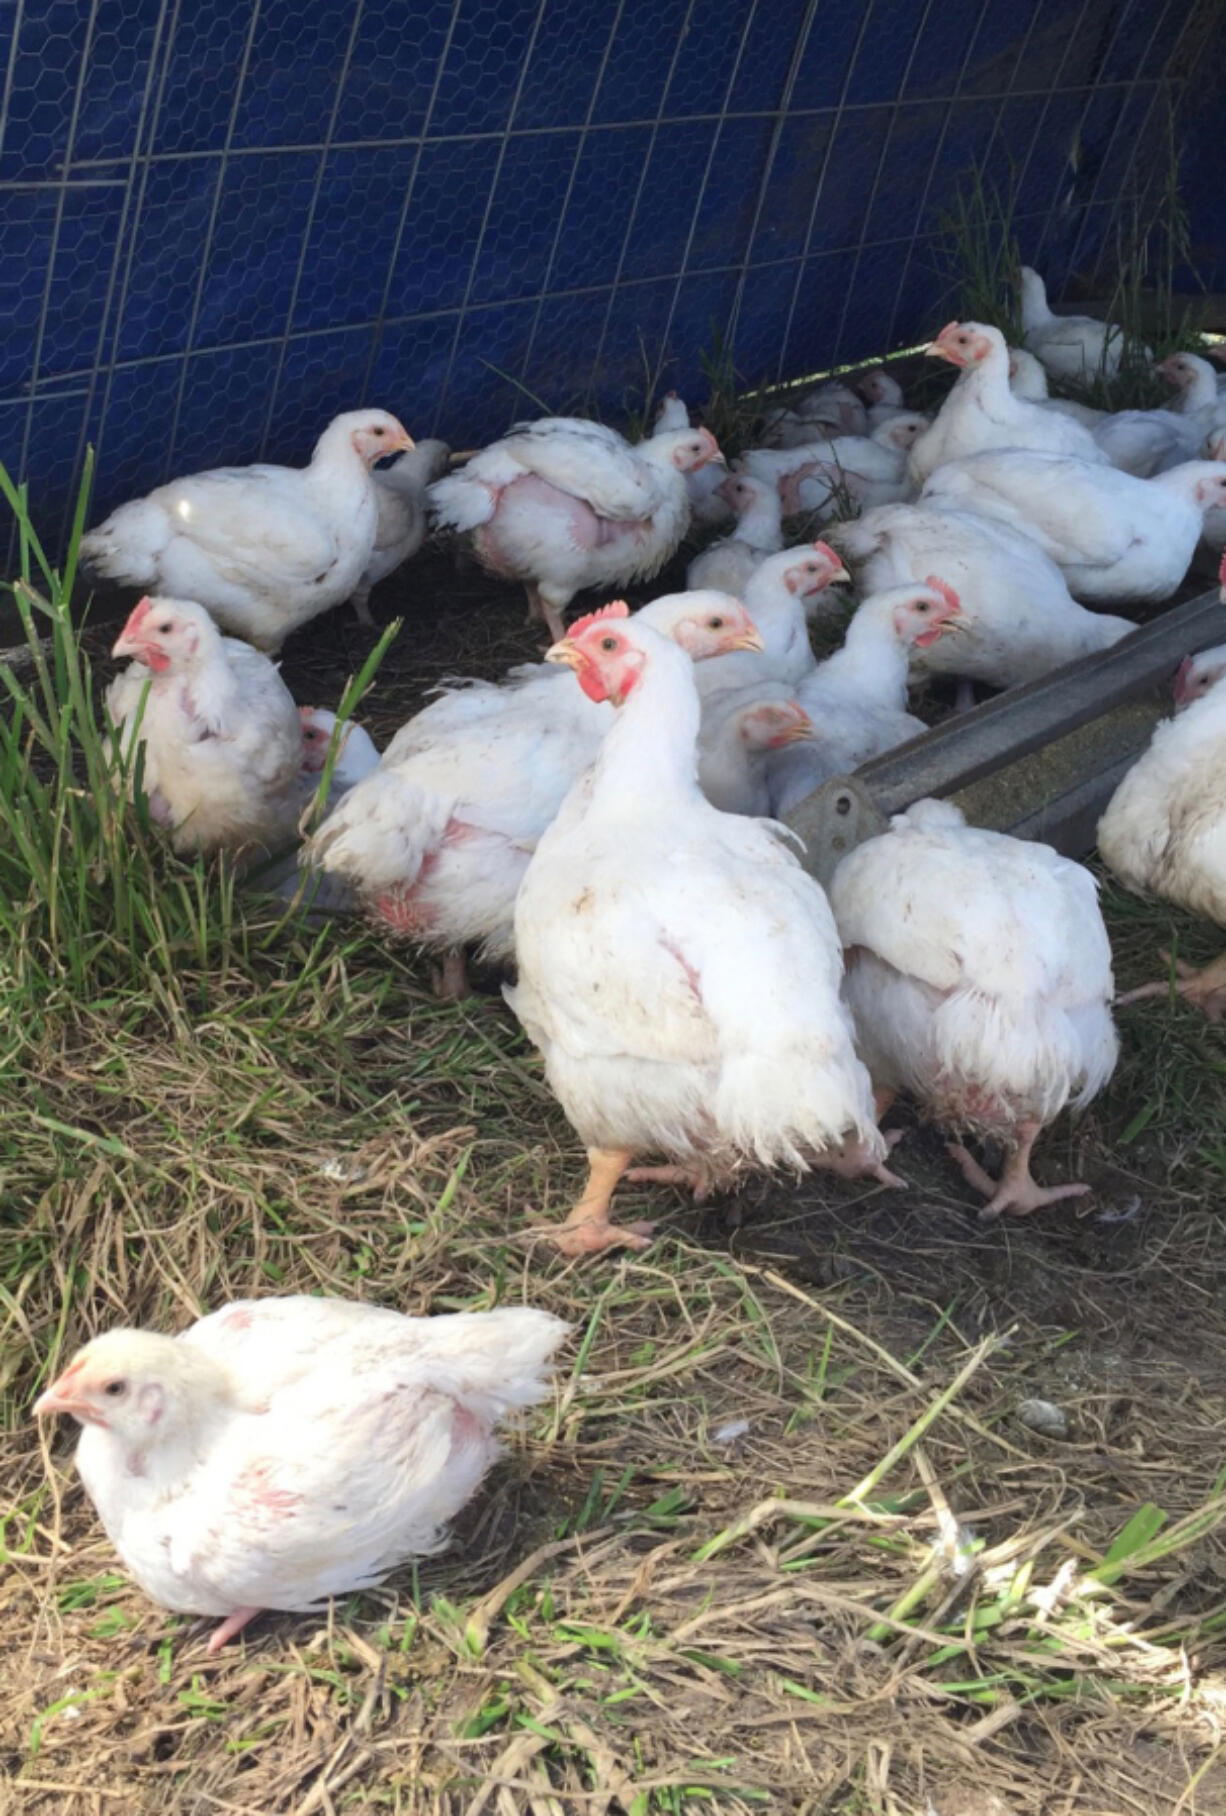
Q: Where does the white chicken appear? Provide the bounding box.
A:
[653,394,730,526]
[34,1299,569,1651]
[830,798,1119,1215]
[920,451,1226,606]
[1173,642,1226,709]
[429,416,721,641]
[767,580,966,814]
[297,707,381,799]
[1007,348,1103,425]
[106,596,304,855]
[1097,621,1226,1021]
[81,411,416,652]
[304,592,762,998]
[1158,352,1225,417]
[743,418,924,518]
[762,380,869,445]
[1019,265,1138,381]
[351,439,451,624]
[686,474,782,594]
[854,367,909,428]
[693,542,849,701]
[508,611,896,1257]
[829,502,1134,689]
[697,694,813,816]
[908,322,1105,487]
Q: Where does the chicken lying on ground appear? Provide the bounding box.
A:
[697,695,813,816]
[429,415,722,641]
[921,452,1226,607]
[1097,565,1226,1021]
[1018,265,1139,382]
[907,321,1106,487]
[82,411,416,651]
[107,596,303,855]
[767,580,966,814]
[743,418,924,521]
[351,438,451,624]
[305,593,762,998]
[35,1300,569,1652]
[507,607,899,1258]
[829,502,1133,695]
[686,474,782,594]
[830,799,1119,1216]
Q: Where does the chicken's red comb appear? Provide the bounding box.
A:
[923,574,961,613]
[934,319,960,339]
[566,600,631,639]
[812,540,843,568]
[1173,655,1195,701]
[122,595,156,636]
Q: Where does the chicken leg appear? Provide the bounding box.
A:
[1116,949,1226,1023]
[525,584,568,645]
[207,1606,261,1653]
[549,1148,654,1257]
[433,948,471,1001]
[947,1121,1090,1219]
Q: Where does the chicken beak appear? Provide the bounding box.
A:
[828,563,851,585]
[34,1375,90,1422]
[924,341,957,365]
[728,627,765,653]
[545,640,581,668]
[111,631,141,660]
[390,430,416,453]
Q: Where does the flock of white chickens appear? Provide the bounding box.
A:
[35,266,1226,1656]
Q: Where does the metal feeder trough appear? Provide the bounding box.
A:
[785,583,1225,888]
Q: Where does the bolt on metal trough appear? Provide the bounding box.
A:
[785,583,1226,888]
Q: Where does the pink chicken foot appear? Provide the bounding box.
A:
[946,1120,1091,1220]
[544,1147,655,1258]
[205,1606,262,1654]
[1116,949,1226,1024]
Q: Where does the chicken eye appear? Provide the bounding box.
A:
[915,601,930,613]
[372,425,385,436]
[708,616,725,629]
[104,1380,127,1397]
[599,636,619,652]
[156,622,172,633]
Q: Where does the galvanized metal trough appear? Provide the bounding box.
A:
[785,582,1226,887]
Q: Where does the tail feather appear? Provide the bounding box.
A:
[80,498,169,587]
[414,1309,572,1423]
[305,767,454,894]
[429,471,497,534]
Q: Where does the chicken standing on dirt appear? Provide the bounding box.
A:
[107,596,303,855]
[429,416,722,641]
[35,1300,569,1652]
[1097,565,1226,1021]
[81,411,416,650]
[830,799,1119,1217]
[305,592,763,997]
[507,605,898,1258]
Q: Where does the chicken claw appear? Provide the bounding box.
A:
[1116,950,1226,1023]
[623,1164,714,1203]
[544,1148,654,1258]
[947,1124,1091,1220]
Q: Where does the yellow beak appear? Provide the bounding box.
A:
[728,627,765,653]
[828,563,851,585]
[545,640,580,668]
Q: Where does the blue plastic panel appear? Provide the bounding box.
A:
[0,0,1213,551]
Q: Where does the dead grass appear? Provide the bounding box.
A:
[3,557,1226,1816]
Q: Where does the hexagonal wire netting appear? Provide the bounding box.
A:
[0,0,1220,557]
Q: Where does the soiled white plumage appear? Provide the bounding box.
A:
[831,800,1118,1211]
[82,411,414,651]
[767,583,961,814]
[106,596,303,854]
[686,474,782,594]
[908,322,1105,487]
[921,452,1226,606]
[1019,266,1138,382]
[36,1300,569,1643]
[429,416,720,640]
[305,592,753,963]
[829,502,1133,688]
[508,620,886,1244]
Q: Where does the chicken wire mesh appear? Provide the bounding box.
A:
[0,0,1221,556]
